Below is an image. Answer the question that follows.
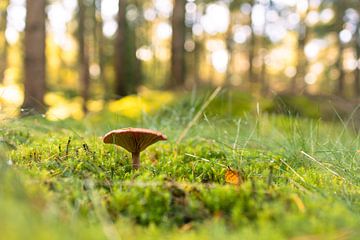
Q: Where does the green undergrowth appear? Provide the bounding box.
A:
[1,94,360,239]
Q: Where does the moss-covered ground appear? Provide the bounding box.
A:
[1,91,360,239]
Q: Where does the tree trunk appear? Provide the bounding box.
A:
[355,49,360,97]
[260,1,269,95]
[96,0,109,99]
[354,23,360,97]
[193,39,201,85]
[291,0,309,94]
[114,0,127,97]
[248,34,255,84]
[292,32,307,93]
[170,0,186,88]
[22,0,46,114]
[126,23,139,94]
[260,47,268,95]
[248,2,256,88]
[0,0,8,83]
[336,42,345,96]
[225,16,233,87]
[78,0,90,113]
[335,5,346,97]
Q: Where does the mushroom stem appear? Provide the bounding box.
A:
[132,152,140,170]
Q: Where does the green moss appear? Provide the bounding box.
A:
[1,93,360,239]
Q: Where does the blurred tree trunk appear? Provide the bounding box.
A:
[126,23,140,94]
[336,44,345,96]
[114,0,139,96]
[259,48,268,95]
[248,34,256,84]
[291,0,309,94]
[78,0,90,113]
[95,0,109,99]
[354,23,360,97]
[225,40,233,87]
[0,0,8,84]
[114,0,128,97]
[133,0,143,90]
[225,13,234,87]
[248,1,256,87]
[292,30,307,93]
[335,5,346,97]
[260,0,269,95]
[193,39,201,85]
[22,0,46,113]
[170,0,186,88]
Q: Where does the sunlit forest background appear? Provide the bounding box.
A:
[2,1,360,238]
[1,0,360,120]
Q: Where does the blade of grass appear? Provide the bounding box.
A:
[185,153,227,168]
[301,151,344,180]
[176,87,222,144]
[278,158,306,183]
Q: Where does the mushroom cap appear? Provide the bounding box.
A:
[102,128,167,153]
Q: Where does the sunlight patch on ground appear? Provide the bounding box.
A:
[0,84,23,120]
[87,100,104,112]
[0,84,23,106]
[45,92,84,120]
[0,88,173,121]
[108,88,174,119]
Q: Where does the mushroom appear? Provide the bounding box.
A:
[102,128,167,170]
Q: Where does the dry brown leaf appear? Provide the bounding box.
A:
[225,167,243,185]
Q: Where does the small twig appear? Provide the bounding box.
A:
[65,137,71,160]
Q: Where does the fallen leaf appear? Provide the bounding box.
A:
[225,167,243,185]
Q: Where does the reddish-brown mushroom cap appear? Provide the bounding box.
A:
[102,128,167,153]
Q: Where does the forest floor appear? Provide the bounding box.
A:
[1,90,360,240]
